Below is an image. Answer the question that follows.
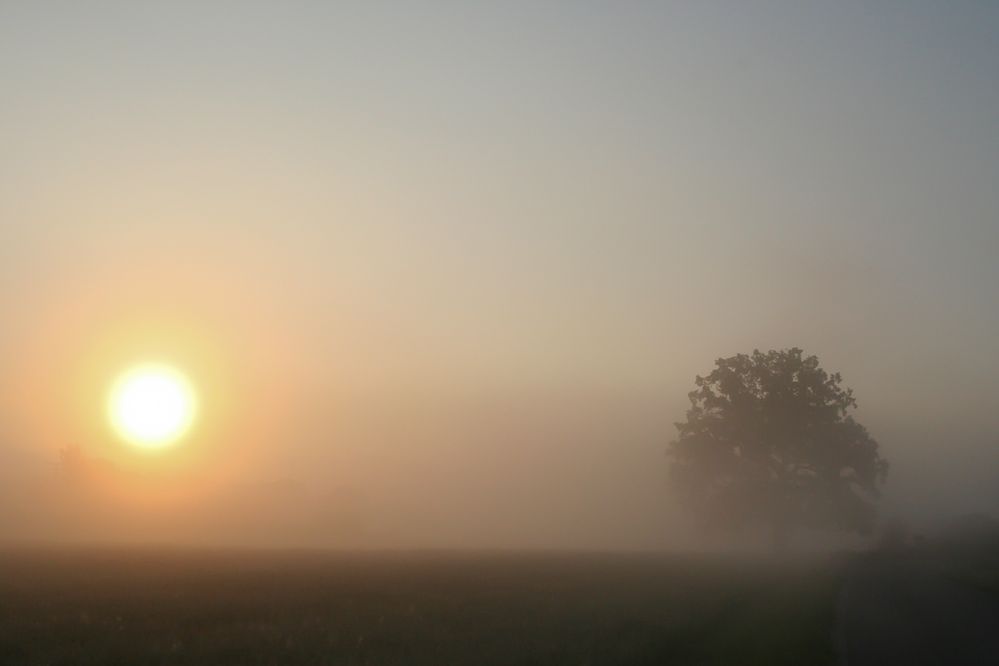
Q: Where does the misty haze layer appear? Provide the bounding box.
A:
[1,2,997,547]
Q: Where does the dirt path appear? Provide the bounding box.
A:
[836,553,999,665]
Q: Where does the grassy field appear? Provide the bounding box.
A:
[930,538,999,598]
[0,548,842,665]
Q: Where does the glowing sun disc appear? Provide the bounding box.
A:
[108,363,197,448]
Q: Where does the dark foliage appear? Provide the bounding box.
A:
[669,348,888,544]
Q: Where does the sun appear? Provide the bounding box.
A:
[108,363,197,449]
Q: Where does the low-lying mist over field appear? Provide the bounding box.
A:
[1,396,995,550]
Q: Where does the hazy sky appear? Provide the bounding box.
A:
[1,2,997,546]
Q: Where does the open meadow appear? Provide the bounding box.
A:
[0,549,840,666]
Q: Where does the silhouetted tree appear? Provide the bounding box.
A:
[668,348,888,549]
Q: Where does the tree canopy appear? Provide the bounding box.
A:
[668,348,888,546]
